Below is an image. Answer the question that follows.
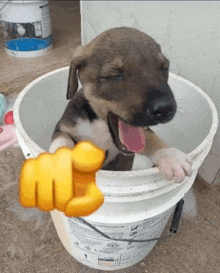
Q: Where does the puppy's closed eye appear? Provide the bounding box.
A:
[98,70,126,101]
[111,73,125,81]
[100,73,125,82]
[100,58,125,82]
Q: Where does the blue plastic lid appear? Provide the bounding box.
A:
[6,37,52,52]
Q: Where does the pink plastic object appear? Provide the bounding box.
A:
[0,124,17,151]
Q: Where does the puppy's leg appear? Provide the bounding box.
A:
[103,153,135,171]
[49,131,75,153]
[141,128,192,183]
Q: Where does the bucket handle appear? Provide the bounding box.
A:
[78,199,185,243]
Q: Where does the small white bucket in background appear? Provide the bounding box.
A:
[14,68,218,271]
[0,0,52,58]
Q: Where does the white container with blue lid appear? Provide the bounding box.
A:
[0,0,52,57]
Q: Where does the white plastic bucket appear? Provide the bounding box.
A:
[0,0,52,57]
[14,67,218,271]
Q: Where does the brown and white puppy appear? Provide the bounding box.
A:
[49,27,192,183]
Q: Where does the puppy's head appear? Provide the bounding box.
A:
[67,27,177,154]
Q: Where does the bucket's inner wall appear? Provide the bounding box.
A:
[19,70,69,151]
[19,69,212,169]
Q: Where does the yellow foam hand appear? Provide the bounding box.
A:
[19,141,105,217]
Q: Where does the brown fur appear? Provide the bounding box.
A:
[50,27,192,182]
[67,27,170,124]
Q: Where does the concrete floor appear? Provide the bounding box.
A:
[1,1,220,273]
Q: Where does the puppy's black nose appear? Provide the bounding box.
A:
[148,99,176,123]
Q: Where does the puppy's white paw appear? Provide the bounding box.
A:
[153,147,193,183]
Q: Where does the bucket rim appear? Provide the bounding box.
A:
[14,67,218,178]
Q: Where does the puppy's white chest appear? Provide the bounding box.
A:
[60,119,119,165]
[75,119,115,150]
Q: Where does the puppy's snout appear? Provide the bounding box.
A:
[148,99,176,123]
[129,97,176,127]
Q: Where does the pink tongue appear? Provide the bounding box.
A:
[119,120,145,154]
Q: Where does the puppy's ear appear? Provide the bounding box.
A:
[67,59,80,100]
[67,46,89,100]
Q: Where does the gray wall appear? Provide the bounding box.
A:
[80,1,220,184]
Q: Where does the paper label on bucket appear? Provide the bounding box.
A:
[62,208,173,270]
[40,4,51,38]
